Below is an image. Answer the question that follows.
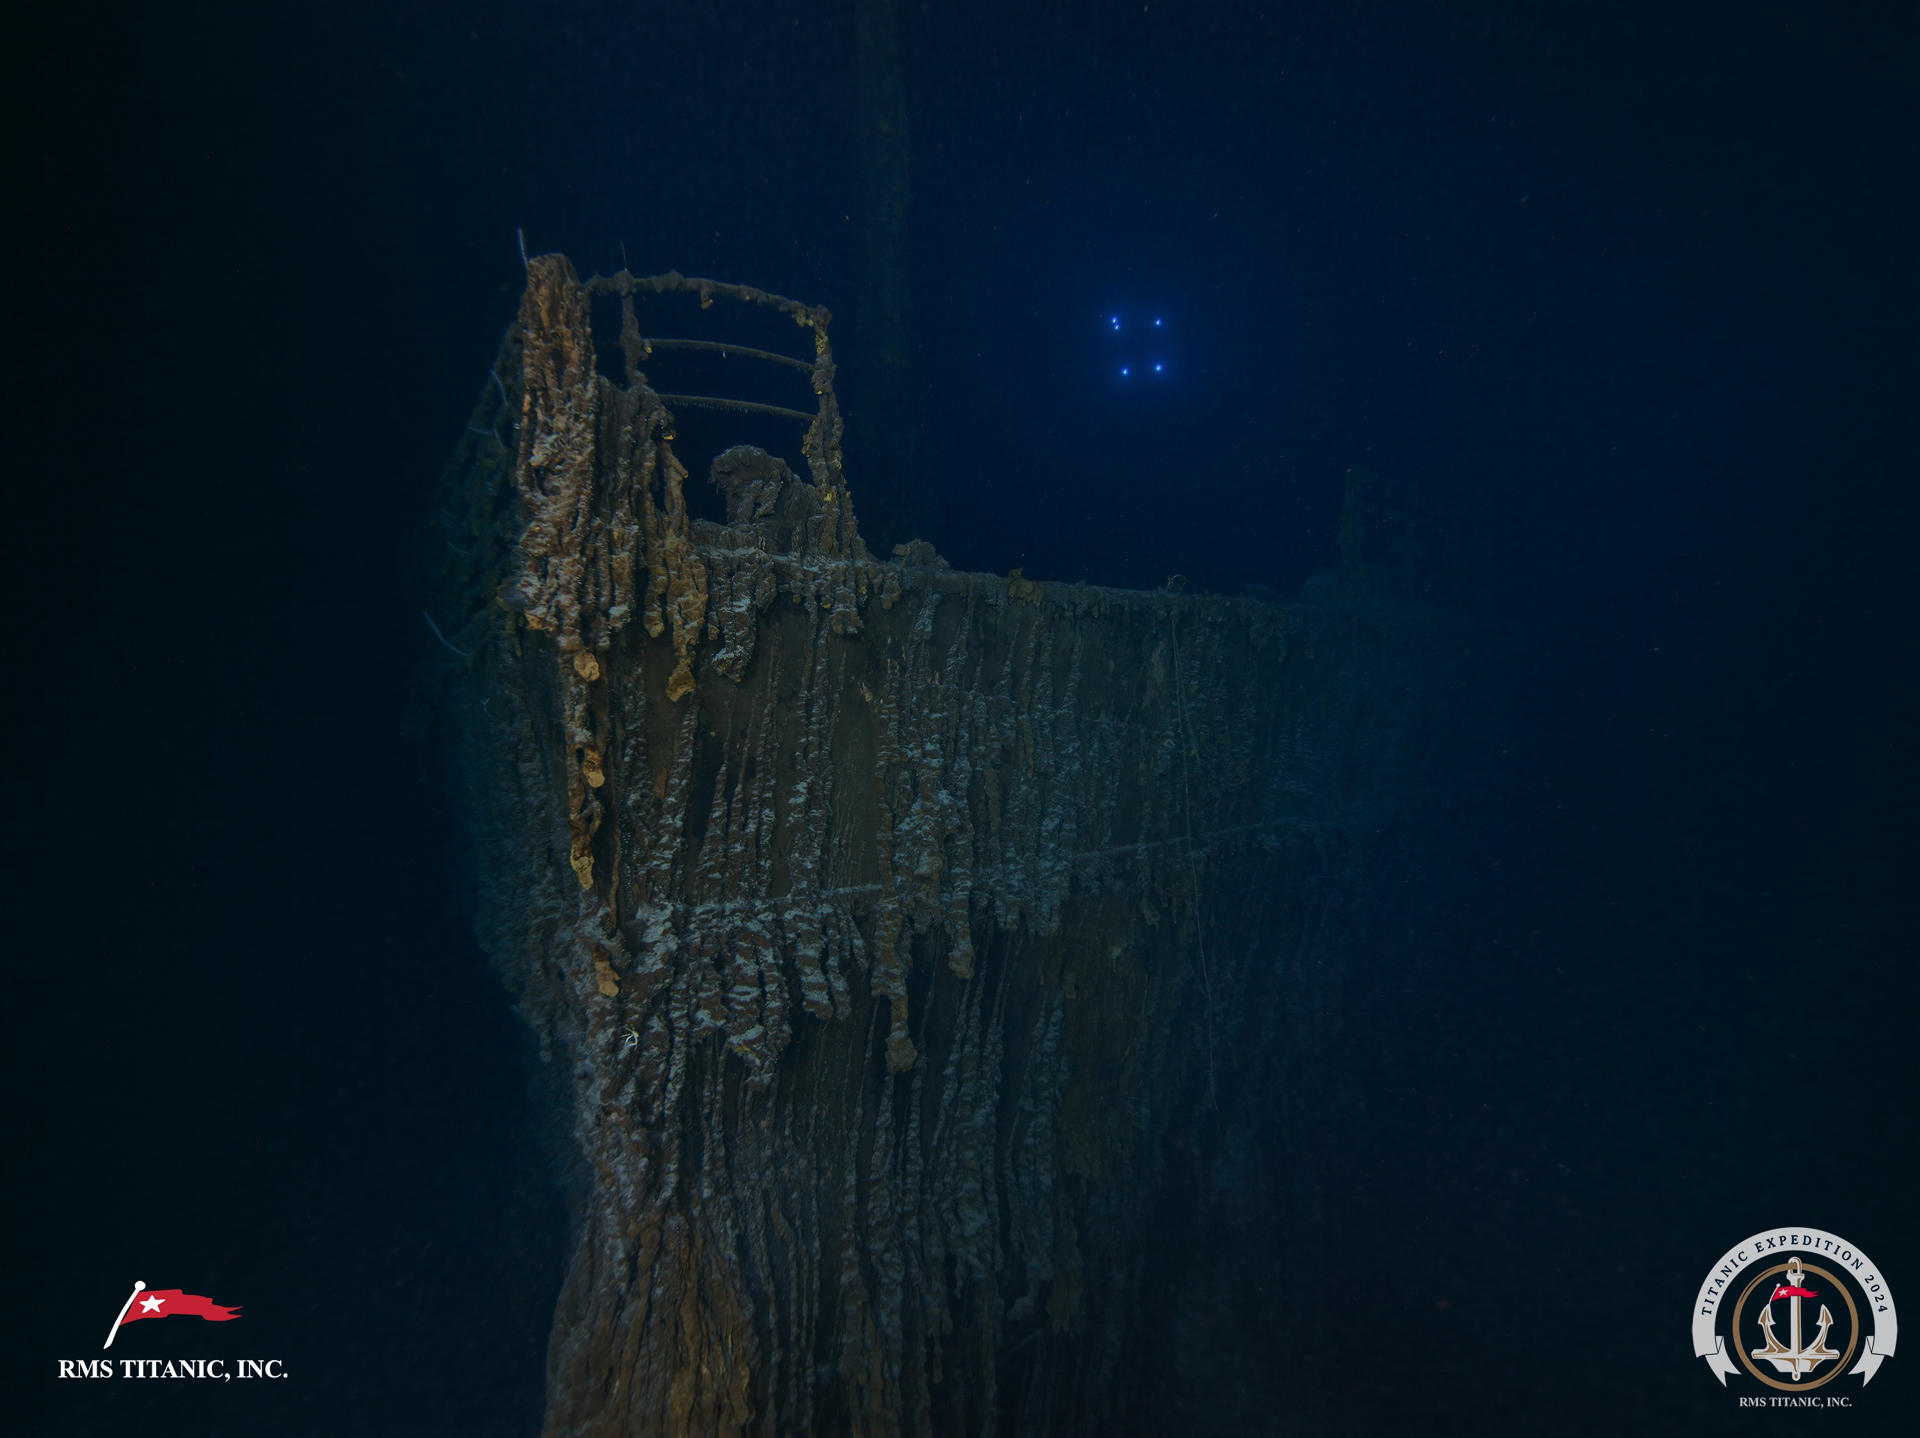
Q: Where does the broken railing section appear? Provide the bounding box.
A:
[430,254,1417,1436]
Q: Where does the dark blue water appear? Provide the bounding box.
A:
[8,2,1912,1432]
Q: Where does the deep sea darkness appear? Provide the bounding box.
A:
[6,1,1913,1433]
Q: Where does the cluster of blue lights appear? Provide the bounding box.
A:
[1106,312,1169,380]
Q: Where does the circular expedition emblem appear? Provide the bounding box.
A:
[1693,1228,1897,1396]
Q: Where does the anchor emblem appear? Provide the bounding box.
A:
[1750,1257,1842,1381]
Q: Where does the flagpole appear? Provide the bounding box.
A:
[102,1280,145,1350]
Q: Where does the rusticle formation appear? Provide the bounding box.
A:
[427,255,1420,1436]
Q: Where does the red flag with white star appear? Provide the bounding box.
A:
[103,1282,241,1347]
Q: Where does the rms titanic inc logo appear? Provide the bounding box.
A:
[1692,1228,1899,1404]
[54,1280,285,1384]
